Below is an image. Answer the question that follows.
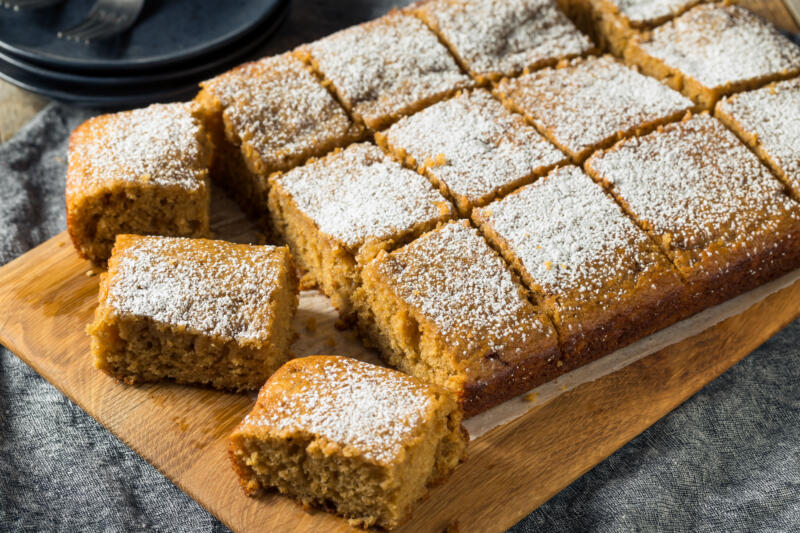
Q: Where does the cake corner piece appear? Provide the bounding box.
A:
[228,355,468,530]
[88,234,298,390]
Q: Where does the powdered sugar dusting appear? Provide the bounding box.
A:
[416,0,593,78]
[377,221,548,353]
[587,114,799,252]
[246,357,434,464]
[614,0,700,25]
[498,55,692,159]
[639,4,800,89]
[108,236,283,343]
[274,143,453,249]
[303,11,472,128]
[202,53,358,171]
[475,166,668,305]
[717,78,800,194]
[385,89,565,204]
[71,102,206,191]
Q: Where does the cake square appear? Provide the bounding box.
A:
[195,52,363,215]
[267,142,454,319]
[472,166,685,368]
[625,4,800,109]
[559,0,703,56]
[229,355,467,530]
[354,220,562,416]
[715,78,800,201]
[414,0,595,83]
[297,10,473,131]
[494,55,694,162]
[585,114,800,312]
[66,102,211,264]
[88,235,298,390]
[376,88,567,215]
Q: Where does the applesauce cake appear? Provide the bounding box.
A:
[625,4,800,109]
[230,355,467,530]
[376,88,566,216]
[268,143,454,319]
[558,0,703,56]
[413,0,594,83]
[66,102,211,264]
[494,55,694,162]
[89,235,298,390]
[353,220,561,417]
[473,166,685,368]
[296,10,473,131]
[715,78,800,201]
[195,52,362,215]
[585,114,800,313]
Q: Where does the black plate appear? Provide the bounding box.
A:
[0,0,290,108]
[0,0,283,72]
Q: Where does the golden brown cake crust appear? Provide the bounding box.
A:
[473,166,686,368]
[355,220,561,417]
[624,4,800,109]
[494,55,694,162]
[89,235,298,390]
[66,102,212,264]
[715,78,800,201]
[413,0,595,83]
[377,88,566,216]
[229,355,467,530]
[298,10,473,130]
[585,113,800,313]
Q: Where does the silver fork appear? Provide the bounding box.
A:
[58,0,144,43]
[2,0,64,10]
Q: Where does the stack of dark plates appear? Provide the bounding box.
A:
[0,0,290,108]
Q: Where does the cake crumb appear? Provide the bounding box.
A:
[523,391,539,403]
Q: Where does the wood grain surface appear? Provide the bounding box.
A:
[0,232,798,533]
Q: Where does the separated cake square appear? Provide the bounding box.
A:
[715,78,800,201]
[66,102,211,264]
[297,10,473,130]
[495,55,693,162]
[414,0,594,83]
[585,114,800,312]
[229,355,467,530]
[267,143,454,319]
[89,235,298,390]
[195,52,362,215]
[625,4,800,109]
[376,88,566,215]
[473,166,685,367]
[354,220,562,416]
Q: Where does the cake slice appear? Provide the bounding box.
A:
[88,235,298,390]
[229,355,468,530]
[376,88,566,216]
[268,142,454,319]
[558,0,703,56]
[195,52,362,215]
[297,10,473,130]
[625,4,800,109]
[66,102,211,264]
[414,0,594,83]
[585,114,800,313]
[354,220,562,416]
[473,166,685,368]
[715,78,800,201]
[495,55,694,162]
